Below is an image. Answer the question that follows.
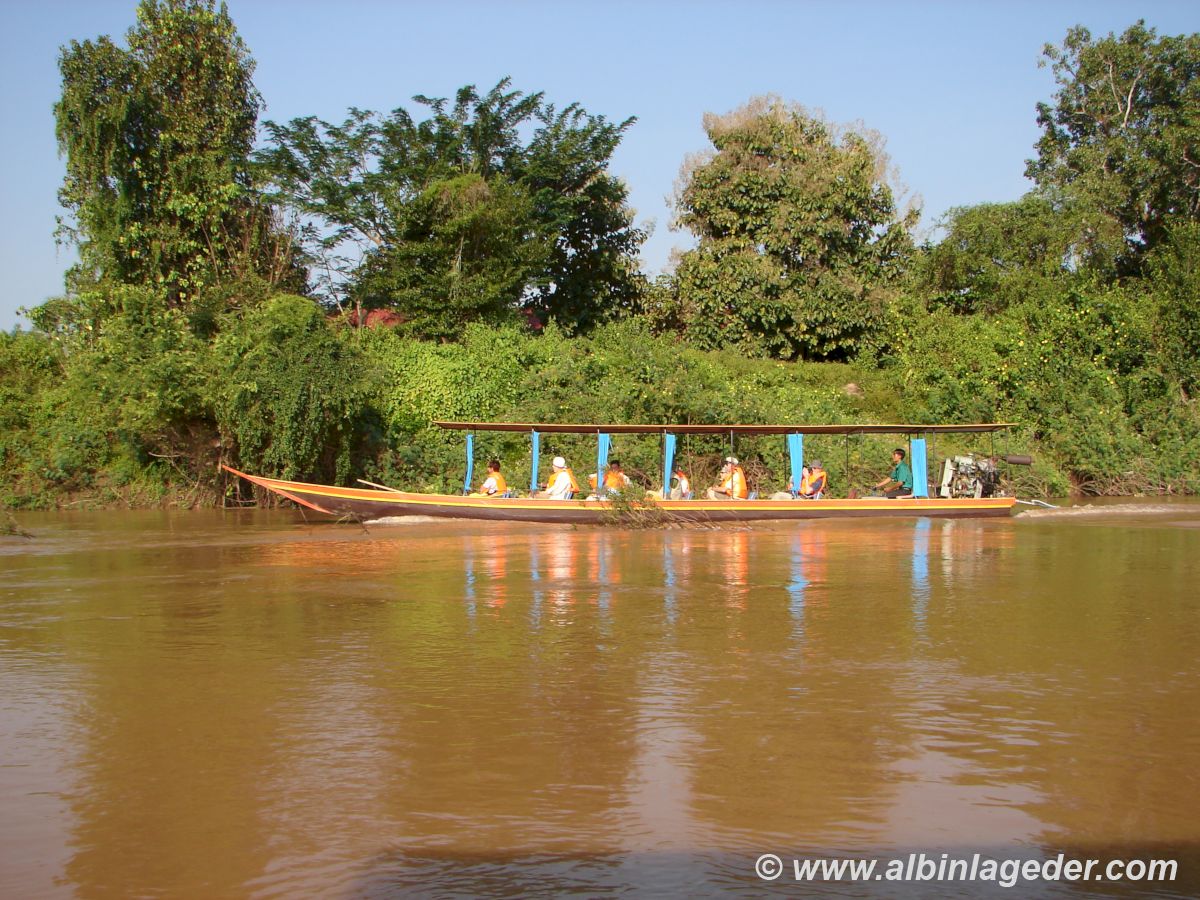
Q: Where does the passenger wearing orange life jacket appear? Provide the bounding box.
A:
[469,459,507,497]
[706,456,749,500]
[605,460,632,491]
[799,459,827,499]
[772,460,830,501]
[648,467,690,501]
[537,456,579,500]
[589,460,632,496]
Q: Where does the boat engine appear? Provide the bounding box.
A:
[938,455,1003,499]
[937,454,1032,498]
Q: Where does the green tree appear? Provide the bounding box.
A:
[54,0,300,321]
[1146,222,1200,398]
[672,97,916,360]
[1027,22,1200,267]
[257,79,644,337]
[353,173,549,338]
[521,103,647,331]
[917,194,1123,315]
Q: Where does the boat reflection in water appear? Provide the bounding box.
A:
[9,508,1196,897]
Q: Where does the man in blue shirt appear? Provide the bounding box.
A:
[874,448,914,498]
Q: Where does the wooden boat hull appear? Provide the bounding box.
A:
[223,466,1015,523]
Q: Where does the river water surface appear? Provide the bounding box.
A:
[2,503,1199,898]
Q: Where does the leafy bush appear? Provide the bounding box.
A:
[213,295,374,483]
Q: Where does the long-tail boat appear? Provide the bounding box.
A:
[222,421,1021,523]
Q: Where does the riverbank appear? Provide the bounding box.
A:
[6,316,1199,512]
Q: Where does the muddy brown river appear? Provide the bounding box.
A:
[2,503,1198,897]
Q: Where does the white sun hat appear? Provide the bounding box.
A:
[552,456,566,469]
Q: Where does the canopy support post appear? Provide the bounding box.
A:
[463,431,474,495]
[1005,429,1011,488]
[930,431,937,497]
[787,433,804,497]
[910,435,929,498]
[662,431,677,499]
[529,430,540,493]
[596,431,611,493]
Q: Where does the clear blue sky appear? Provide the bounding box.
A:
[2,1,1197,331]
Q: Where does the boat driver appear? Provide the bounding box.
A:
[874,448,913,498]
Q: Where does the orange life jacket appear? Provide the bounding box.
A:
[720,467,749,499]
[604,471,629,490]
[806,467,826,495]
[566,468,581,494]
[490,472,507,494]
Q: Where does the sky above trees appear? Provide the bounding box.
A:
[1,0,1196,329]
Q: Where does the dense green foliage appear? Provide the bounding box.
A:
[214,295,374,483]
[4,7,1198,510]
[918,195,1121,315]
[1028,21,1200,268]
[354,322,901,498]
[54,0,302,330]
[257,80,645,337]
[670,98,916,361]
[1146,222,1200,398]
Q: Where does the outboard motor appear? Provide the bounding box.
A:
[938,455,1030,499]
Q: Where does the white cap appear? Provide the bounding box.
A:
[552,456,566,469]
[725,456,739,465]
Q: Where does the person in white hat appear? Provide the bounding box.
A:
[706,456,748,500]
[536,456,579,500]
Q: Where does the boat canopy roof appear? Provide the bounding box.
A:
[434,421,1017,436]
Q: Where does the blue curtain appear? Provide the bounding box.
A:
[529,430,540,492]
[787,433,804,495]
[596,433,611,489]
[662,432,677,497]
[463,432,474,495]
[910,437,929,498]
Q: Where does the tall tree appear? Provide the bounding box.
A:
[54,0,298,319]
[257,79,644,337]
[917,193,1124,315]
[671,97,916,360]
[1027,22,1200,267]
